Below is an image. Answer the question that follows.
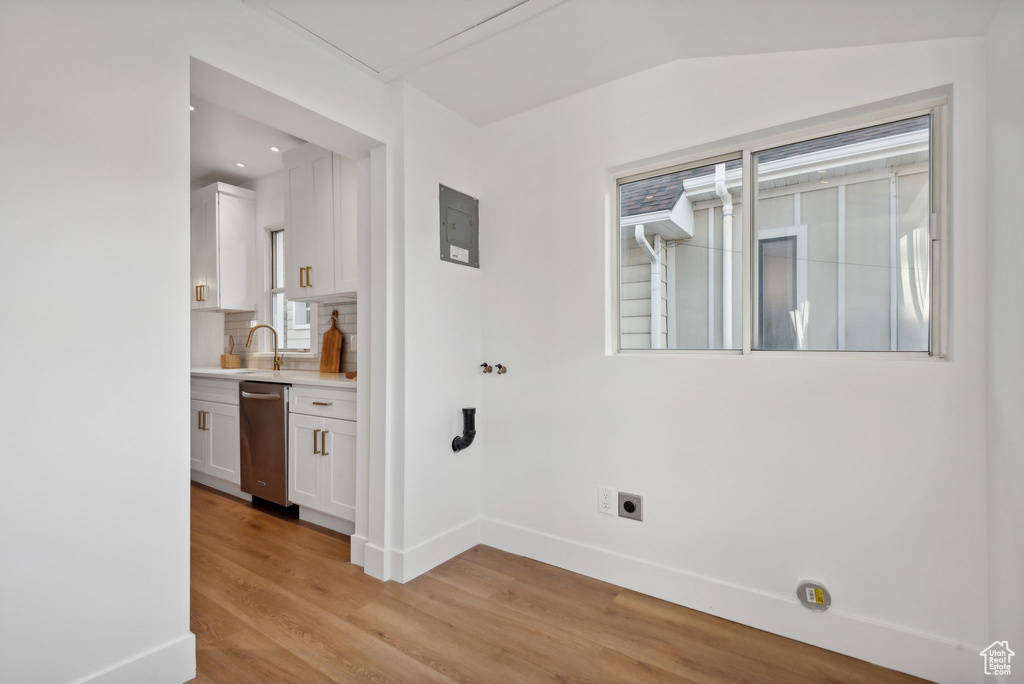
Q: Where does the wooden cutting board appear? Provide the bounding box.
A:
[319,310,344,373]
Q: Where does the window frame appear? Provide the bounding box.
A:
[608,88,949,359]
[260,225,319,358]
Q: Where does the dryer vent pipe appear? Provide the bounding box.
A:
[452,408,476,452]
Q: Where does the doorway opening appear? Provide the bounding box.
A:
[187,58,386,577]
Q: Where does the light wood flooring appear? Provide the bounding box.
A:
[190,483,929,683]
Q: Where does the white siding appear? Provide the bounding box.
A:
[620,235,667,349]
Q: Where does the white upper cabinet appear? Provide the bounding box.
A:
[190,182,256,312]
[283,143,358,301]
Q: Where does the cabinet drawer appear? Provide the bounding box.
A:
[290,386,355,421]
[191,377,240,405]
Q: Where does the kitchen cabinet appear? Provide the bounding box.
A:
[288,413,322,508]
[190,400,206,472]
[190,182,256,312]
[288,387,356,522]
[190,393,240,486]
[283,143,358,302]
[322,418,357,520]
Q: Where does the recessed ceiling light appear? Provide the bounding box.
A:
[269,146,281,153]
[236,162,246,168]
[820,179,829,184]
[645,195,654,200]
[817,169,827,174]
[189,105,195,111]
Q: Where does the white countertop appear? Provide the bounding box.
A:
[191,367,357,390]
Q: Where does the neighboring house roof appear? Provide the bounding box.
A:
[620,159,741,217]
[620,115,929,217]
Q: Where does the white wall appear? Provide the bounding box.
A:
[479,39,989,683]
[394,83,483,581]
[985,0,1024,664]
[0,1,393,682]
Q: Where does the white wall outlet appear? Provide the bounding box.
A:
[598,486,616,515]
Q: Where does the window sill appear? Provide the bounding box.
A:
[254,351,316,359]
[612,348,941,361]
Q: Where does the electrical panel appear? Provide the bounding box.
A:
[439,184,479,268]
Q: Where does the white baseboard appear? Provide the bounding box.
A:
[350,533,368,567]
[482,518,982,684]
[363,542,388,580]
[190,471,251,501]
[298,506,355,535]
[391,518,481,583]
[72,632,195,684]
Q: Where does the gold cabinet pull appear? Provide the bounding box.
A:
[299,267,305,288]
[312,401,333,406]
[321,430,328,456]
[198,411,202,430]
[313,429,320,454]
[203,411,210,430]
[306,266,312,287]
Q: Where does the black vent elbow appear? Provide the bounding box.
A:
[452,408,476,452]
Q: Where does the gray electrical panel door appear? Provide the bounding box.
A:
[439,184,479,268]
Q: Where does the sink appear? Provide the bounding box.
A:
[217,369,258,374]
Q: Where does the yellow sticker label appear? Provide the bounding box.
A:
[814,588,825,604]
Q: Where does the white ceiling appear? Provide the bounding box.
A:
[190,96,305,189]
[244,0,562,80]
[245,0,1000,126]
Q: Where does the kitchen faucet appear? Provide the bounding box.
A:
[245,324,282,371]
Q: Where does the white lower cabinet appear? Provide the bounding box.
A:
[190,399,240,485]
[323,418,357,520]
[289,413,323,508]
[289,392,356,523]
[190,400,207,472]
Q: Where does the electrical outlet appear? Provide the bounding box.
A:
[598,486,615,515]
[618,492,643,521]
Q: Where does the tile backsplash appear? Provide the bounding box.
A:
[223,300,357,373]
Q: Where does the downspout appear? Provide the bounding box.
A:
[715,164,733,348]
[634,224,662,349]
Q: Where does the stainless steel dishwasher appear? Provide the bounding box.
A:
[239,381,290,506]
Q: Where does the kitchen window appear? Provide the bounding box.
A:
[269,229,314,352]
[614,95,947,356]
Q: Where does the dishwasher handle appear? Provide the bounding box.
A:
[241,390,281,401]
